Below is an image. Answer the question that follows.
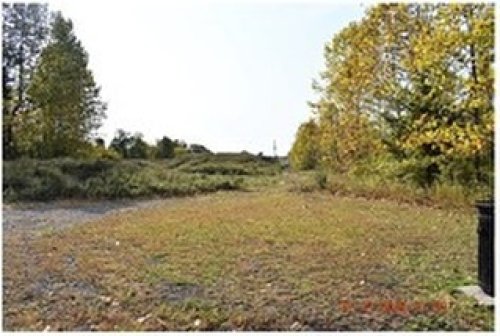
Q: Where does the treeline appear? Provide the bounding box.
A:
[1,4,223,162]
[290,3,494,190]
[103,129,211,160]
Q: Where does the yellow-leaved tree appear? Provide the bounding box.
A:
[289,119,320,171]
[292,3,494,188]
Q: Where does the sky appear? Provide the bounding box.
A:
[48,0,366,156]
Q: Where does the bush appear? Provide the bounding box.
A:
[325,173,478,209]
[2,159,79,201]
[3,158,245,202]
[286,168,480,209]
[74,143,122,160]
[286,171,322,192]
[315,171,327,189]
[174,147,189,157]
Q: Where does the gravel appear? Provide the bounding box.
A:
[2,198,171,233]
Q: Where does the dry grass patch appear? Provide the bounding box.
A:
[3,190,493,331]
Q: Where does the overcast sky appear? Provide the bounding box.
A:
[48,0,365,155]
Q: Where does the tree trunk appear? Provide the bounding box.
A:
[468,9,482,185]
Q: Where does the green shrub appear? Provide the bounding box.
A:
[3,159,79,201]
[74,143,122,160]
[168,153,281,176]
[3,158,248,202]
[174,147,189,157]
[57,158,116,180]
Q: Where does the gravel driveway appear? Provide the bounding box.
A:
[2,198,171,233]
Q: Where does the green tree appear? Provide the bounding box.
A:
[16,12,106,158]
[128,133,150,159]
[109,129,132,158]
[94,137,105,148]
[109,130,154,159]
[189,143,211,154]
[2,3,49,159]
[156,136,175,159]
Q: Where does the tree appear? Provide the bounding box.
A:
[189,143,211,154]
[174,139,187,148]
[374,4,494,185]
[2,3,49,159]
[409,4,493,184]
[128,133,150,159]
[303,3,494,186]
[17,12,106,158]
[94,137,105,148]
[109,129,132,158]
[289,120,320,170]
[311,15,385,172]
[109,130,154,159]
[156,136,175,159]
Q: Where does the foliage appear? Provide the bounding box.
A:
[108,131,214,160]
[2,3,50,159]
[15,12,106,158]
[2,159,247,202]
[289,119,320,170]
[109,129,132,158]
[74,142,122,160]
[174,146,189,157]
[288,170,484,209]
[156,136,176,159]
[168,152,282,176]
[2,153,280,202]
[293,3,494,191]
[109,130,155,159]
[128,134,152,159]
[189,143,211,154]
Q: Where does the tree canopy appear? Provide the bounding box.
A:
[2,3,50,159]
[2,9,107,159]
[291,3,494,188]
[17,12,106,158]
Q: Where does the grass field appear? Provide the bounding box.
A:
[3,180,493,331]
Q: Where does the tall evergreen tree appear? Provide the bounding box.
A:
[17,12,106,158]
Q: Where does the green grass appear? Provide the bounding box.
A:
[3,187,493,331]
[169,152,282,176]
